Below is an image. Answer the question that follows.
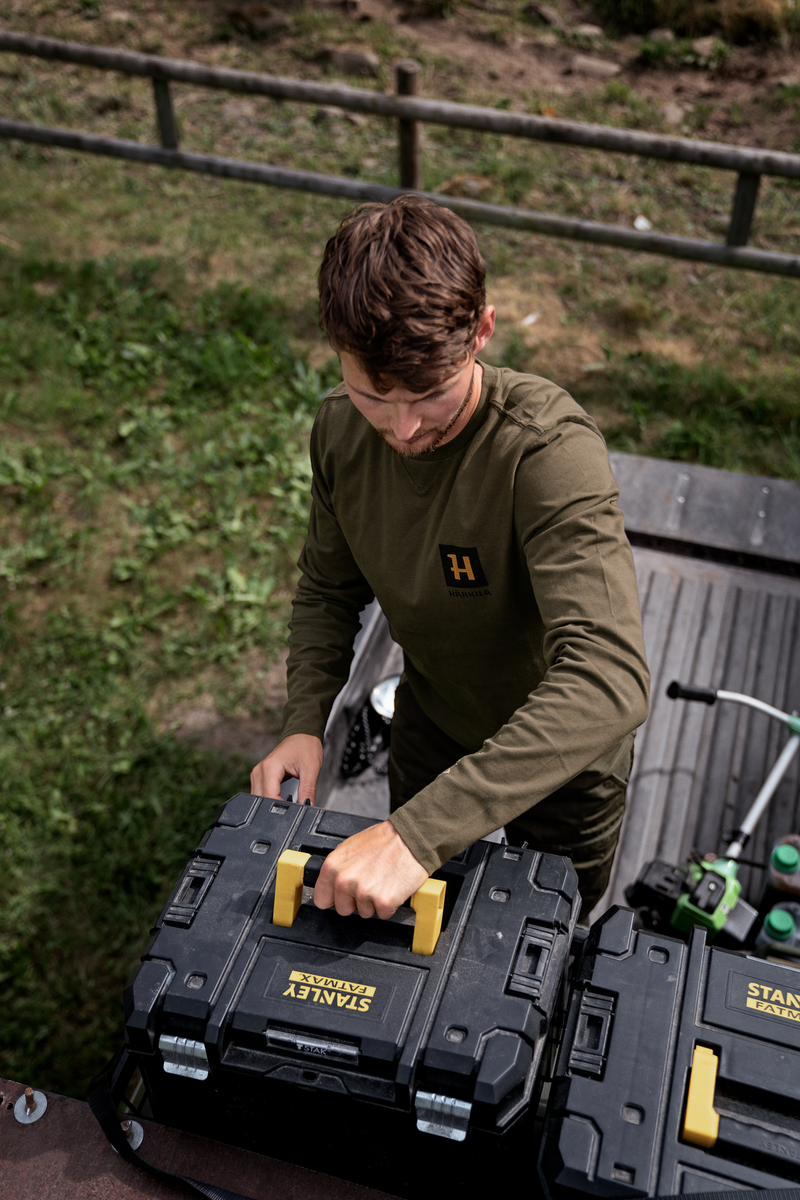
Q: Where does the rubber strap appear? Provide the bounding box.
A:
[87,1047,257,1200]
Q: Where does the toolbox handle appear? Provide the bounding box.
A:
[682,1045,720,1149]
[272,849,446,956]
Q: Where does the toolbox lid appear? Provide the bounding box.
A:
[229,938,427,1066]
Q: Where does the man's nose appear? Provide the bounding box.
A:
[391,404,423,441]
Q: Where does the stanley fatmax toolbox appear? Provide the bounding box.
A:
[124,794,579,1196]
[540,905,800,1198]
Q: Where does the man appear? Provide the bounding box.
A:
[251,195,649,922]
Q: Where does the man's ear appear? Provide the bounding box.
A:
[474,305,496,354]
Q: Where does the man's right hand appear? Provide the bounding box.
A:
[250,733,324,804]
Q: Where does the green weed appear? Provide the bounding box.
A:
[639,35,730,70]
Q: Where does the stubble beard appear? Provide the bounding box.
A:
[377,366,476,459]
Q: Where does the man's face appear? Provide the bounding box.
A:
[340,353,477,458]
[339,306,496,459]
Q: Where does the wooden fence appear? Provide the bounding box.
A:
[1,28,799,277]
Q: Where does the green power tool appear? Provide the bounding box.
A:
[626,681,800,944]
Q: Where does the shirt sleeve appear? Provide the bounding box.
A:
[389,416,650,874]
[280,417,375,742]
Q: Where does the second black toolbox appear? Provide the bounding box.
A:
[540,905,800,1197]
[124,794,579,1196]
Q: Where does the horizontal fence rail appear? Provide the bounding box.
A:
[3,118,799,277]
[3,31,800,180]
[1,28,799,276]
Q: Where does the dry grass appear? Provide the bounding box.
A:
[720,0,792,40]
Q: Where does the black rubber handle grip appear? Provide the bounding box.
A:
[302,855,326,887]
[667,681,717,704]
[301,853,417,911]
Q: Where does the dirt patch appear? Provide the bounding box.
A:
[205,249,252,286]
[490,276,606,379]
[491,276,572,338]
[286,0,800,153]
[151,648,288,765]
[177,710,281,765]
[637,333,702,364]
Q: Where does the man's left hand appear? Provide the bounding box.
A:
[313,820,429,920]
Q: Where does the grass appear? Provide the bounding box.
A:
[639,35,731,70]
[573,352,800,475]
[1,0,800,1102]
[0,252,338,1097]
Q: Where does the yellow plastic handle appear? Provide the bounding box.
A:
[272,849,311,929]
[682,1044,720,1149]
[271,849,446,956]
[410,878,446,956]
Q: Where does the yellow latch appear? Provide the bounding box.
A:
[682,1044,720,1149]
[271,850,446,955]
[410,878,447,956]
[272,849,310,928]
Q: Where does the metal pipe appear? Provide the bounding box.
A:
[3,29,800,180]
[715,690,793,726]
[1,118,799,277]
[726,735,800,860]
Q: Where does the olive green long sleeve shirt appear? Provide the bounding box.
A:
[281,363,649,874]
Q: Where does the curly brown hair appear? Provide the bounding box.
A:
[318,196,486,394]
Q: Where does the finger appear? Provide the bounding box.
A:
[354,889,377,919]
[250,756,291,799]
[325,862,360,918]
[313,858,337,911]
[331,873,357,916]
[297,762,319,807]
[333,881,358,918]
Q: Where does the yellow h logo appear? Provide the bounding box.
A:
[439,544,488,589]
[447,554,475,582]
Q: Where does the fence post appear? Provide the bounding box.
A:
[396,60,421,190]
[152,76,179,150]
[727,172,760,247]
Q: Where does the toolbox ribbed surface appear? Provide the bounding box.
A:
[540,906,800,1197]
[125,795,578,1196]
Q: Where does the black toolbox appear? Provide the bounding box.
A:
[124,794,579,1196]
[540,905,800,1197]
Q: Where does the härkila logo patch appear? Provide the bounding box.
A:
[439,544,488,589]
